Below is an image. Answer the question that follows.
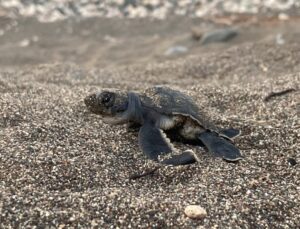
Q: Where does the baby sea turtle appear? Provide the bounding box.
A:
[84,86,242,166]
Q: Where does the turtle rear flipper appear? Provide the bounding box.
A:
[198,131,242,161]
[161,150,197,165]
[138,122,197,165]
[219,128,241,139]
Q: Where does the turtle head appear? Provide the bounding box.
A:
[84,89,129,124]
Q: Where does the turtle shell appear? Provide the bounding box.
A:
[140,86,218,131]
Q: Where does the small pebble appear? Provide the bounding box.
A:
[191,27,203,41]
[200,28,238,45]
[288,158,297,166]
[19,39,30,47]
[275,33,285,45]
[184,205,207,219]
[278,13,289,21]
[164,46,188,56]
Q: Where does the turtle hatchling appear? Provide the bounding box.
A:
[84,86,242,166]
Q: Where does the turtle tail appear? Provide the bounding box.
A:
[198,131,243,161]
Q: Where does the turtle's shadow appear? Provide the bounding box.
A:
[128,125,205,146]
[165,128,205,146]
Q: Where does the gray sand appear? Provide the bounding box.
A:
[0,17,300,228]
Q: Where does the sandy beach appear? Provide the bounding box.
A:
[0,1,299,228]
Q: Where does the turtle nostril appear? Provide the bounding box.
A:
[84,94,96,106]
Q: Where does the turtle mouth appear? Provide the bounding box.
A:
[110,102,128,114]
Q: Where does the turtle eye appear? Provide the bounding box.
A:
[100,92,114,107]
[102,95,110,104]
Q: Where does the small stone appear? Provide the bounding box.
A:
[278,13,289,21]
[184,205,207,219]
[200,28,238,45]
[108,191,119,198]
[191,27,203,41]
[288,158,297,166]
[275,33,285,45]
[164,46,188,56]
[19,39,30,47]
[58,224,66,229]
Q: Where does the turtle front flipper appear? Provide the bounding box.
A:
[138,122,197,165]
[127,122,141,132]
[198,131,243,161]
